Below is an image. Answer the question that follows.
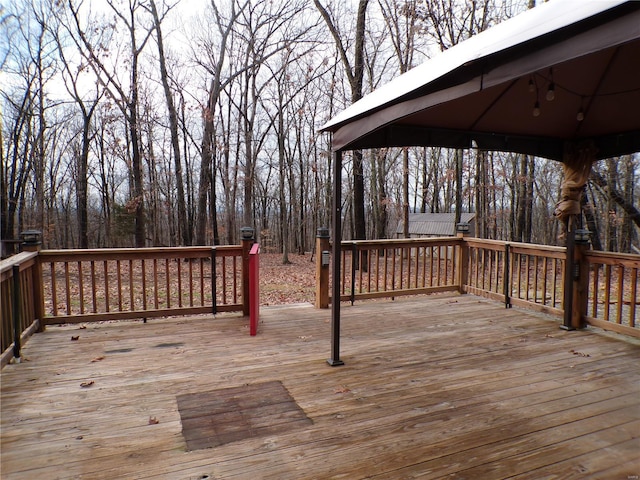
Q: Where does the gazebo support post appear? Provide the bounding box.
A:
[561,220,576,330]
[558,142,594,331]
[328,150,344,367]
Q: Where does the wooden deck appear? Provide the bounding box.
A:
[1,294,639,479]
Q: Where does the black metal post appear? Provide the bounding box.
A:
[504,243,511,308]
[350,243,356,306]
[328,150,344,366]
[12,265,21,362]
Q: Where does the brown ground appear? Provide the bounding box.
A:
[259,252,317,306]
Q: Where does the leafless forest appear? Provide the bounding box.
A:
[2,0,638,259]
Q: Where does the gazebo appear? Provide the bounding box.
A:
[319,0,640,365]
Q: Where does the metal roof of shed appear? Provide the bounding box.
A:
[396,213,476,236]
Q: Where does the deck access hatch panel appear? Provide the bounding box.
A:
[177,380,312,451]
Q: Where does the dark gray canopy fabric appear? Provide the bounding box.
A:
[321,1,640,161]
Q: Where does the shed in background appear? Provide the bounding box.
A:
[396,213,476,238]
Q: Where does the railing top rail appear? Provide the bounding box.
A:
[585,250,640,267]
[38,245,242,261]
[0,251,39,275]
[464,237,566,254]
[342,237,463,248]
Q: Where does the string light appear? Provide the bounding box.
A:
[546,68,555,101]
[528,77,535,93]
[546,82,555,101]
[533,100,541,117]
[576,96,585,121]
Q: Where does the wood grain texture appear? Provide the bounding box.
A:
[1,294,639,479]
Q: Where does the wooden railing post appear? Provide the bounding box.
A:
[456,223,471,293]
[562,227,576,330]
[562,227,590,330]
[240,227,255,317]
[315,228,330,309]
[21,231,45,332]
[572,230,591,329]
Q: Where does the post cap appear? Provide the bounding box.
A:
[317,227,330,239]
[240,227,255,240]
[20,230,42,245]
[456,222,470,233]
[574,229,591,244]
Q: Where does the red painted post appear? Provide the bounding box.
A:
[241,228,254,316]
[249,243,260,336]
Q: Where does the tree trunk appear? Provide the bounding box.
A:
[149,0,190,246]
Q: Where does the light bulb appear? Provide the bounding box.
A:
[576,109,584,122]
[528,78,535,93]
[533,101,541,117]
[546,83,555,101]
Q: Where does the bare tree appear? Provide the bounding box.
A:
[69,0,154,247]
[314,0,369,242]
[146,0,191,245]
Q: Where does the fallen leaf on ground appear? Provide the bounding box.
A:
[91,356,105,362]
[569,349,590,357]
[80,381,94,388]
[334,386,351,394]
[148,416,159,425]
[71,336,79,341]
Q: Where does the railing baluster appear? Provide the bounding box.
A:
[211,248,217,314]
[367,247,373,293]
[629,268,637,328]
[104,261,110,313]
[189,258,194,307]
[200,258,205,307]
[552,258,558,308]
[117,260,123,311]
[532,256,539,303]
[153,259,159,310]
[129,259,134,311]
[78,261,84,314]
[165,258,171,309]
[351,244,357,304]
[50,262,57,316]
[64,262,71,316]
[604,264,611,321]
[141,259,147,311]
[221,256,227,304]
[176,258,182,308]
[233,255,238,304]
[616,265,624,325]
[91,261,97,313]
[541,257,548,306]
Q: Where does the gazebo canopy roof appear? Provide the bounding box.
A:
[320,0,640,161]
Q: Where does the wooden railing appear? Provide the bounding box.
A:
[464,239,566,316]
[2,234,638,367]
[316,234,639,338]
[333,238,462,303]
[39,246,245,325]
[0,252,44,367]
[584,251,639,336]
[1,241,256,367]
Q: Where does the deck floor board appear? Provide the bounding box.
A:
[2,294,639,479]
